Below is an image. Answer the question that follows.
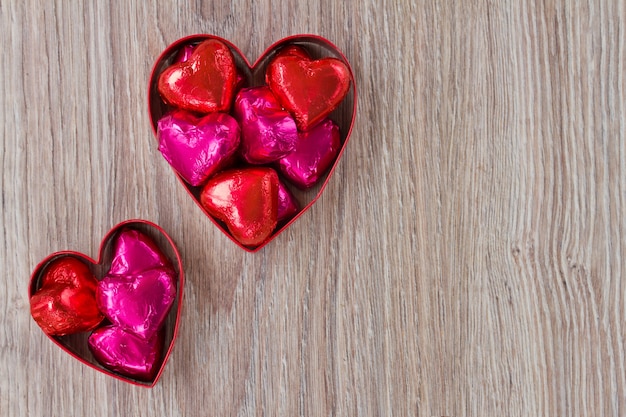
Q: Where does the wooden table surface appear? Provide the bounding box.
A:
[2,1,625,416]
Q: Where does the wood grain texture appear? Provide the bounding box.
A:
[1,0,625,415]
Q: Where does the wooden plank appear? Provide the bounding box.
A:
[1,0,624,415]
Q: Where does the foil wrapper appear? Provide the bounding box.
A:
[200,167,279,246]
[30,257,103,336]
[96,267,176,341]
[174,44,196,63]
[277,181,299,222]
[89,326,164,382]
[158,39,238,113]
[158,110,240,186]
[278,118,341,189]
[233,86,298,164]
[91,229,177,378]
[108,229,172,275]
[266,52,351,131]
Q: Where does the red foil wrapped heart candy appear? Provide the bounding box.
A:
[158,39,238,113]
[200,167,279,246]
[30,257,103,336]
[266,51,351,131]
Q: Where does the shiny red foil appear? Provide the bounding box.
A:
[89,326,164,382]
[157,110,240,186]
[200,168,279,246]
[30,257,103,336]
[274,45,311,61]
[278,118,341,189]
[174,43,245,90]
[158,39,238,113]
[233,86,298,164]
[266,53,351,131]
[96,229,176,341]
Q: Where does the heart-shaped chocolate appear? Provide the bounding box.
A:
[278,118,342,189]
[148,35,357,251]
[200,167,279,247]
[28,220,183,387]
[97,270,175,341]
[233,86,298,164]
[30,257,104,336]
[266,52,351,131]
[96,229,177,341]
[89,326,164,382]
[158,39,238,113]
[157,110,241,186]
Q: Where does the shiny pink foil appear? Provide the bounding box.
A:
[108,229,172,275]
[89,326,164,381]
[97,268,176,341]
[157,110,240,186]
[277,181,299,222]
[96,229,176,341]
[233,86,298,164]
[278,118,341,189]
[174,44,196,63]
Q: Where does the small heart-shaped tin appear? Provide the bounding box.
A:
[28,220,184,387]
[148,34,357,252]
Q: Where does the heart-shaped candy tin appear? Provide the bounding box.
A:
[148,35,357,252]
[28,220,183,387]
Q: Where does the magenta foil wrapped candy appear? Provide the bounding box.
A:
[90,229,177,380]
[278,118,341,189]
[233,86,299,164]
[96,229,176,341]
[89,326,164,382]
[277,181,299,222]
[174,44,196,63]
[107,229,172,275]
[157,110,241,186]
[96,267,176,341]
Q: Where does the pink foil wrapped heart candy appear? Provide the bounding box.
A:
[157,110,240,186]
[233,86,298,164]
[89,326,165,382]
[97,268,176,341]
[89,228,177,382]
[96,229,176,341]
[174,44,196,63]
[277,181,299,222]
[278,118,341,189]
